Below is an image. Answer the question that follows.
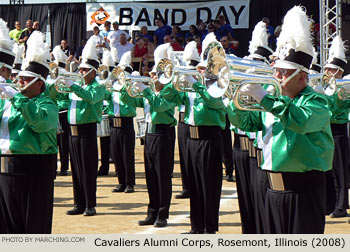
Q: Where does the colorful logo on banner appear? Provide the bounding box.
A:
[90,7,110,25]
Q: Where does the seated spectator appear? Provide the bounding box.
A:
[139,26,153,43]
[193,35,202,55]
[220,36,236,55]
[185,25,200,40]
[131,35,154,73]
[171,25,183,39]
[74,38,87,63]
[196,19,207,42]
[164,35,183,51]
[153,18,172,46]
[111,33,134,61]
[262,17,275,49]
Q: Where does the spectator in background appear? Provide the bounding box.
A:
[196,19,207,41]
[262,17,275,49]
[33,21,39,31]
[193,35,202,54]
[220,36,236,55]
[100,21,111,48]
[131,35,154,73]
[108,21,131,45]
[90,25,105,59]
[18,20,34,52]
[164,35,183,51]
[111,33,133,61]
[9,21,23,42]
[217,15,235,41]
[185,25,200,40]
[171,25,183,40]
[74,38,87,63]
[139,26,153,43]
[201,23,215,41]
[153,18,172,46]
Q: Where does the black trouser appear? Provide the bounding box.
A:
[169,126,176,174]
[326,123,349,212]
[177,113,189,193]
[99,136,111,172]
[0,154,57,234]
[233,134,256,234]
[187,126,223,233]
[57,111,70,172]
[69,123,98,209]
[249,148,269,234]
[265,170,326,234]
[221,115,234,176]
[144,124,172,220]
[110,117,135,186]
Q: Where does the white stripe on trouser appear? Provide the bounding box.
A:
[0,100,13,154]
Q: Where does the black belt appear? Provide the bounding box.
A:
[70,123,97,137]
[266,170,325,192]
[189,125,221,139]
[146,123,170,134]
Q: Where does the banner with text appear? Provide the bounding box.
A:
[86,0,250,31]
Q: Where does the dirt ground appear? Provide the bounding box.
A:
[51,134,350,234]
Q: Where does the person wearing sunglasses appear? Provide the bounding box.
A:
[9,21,23,42]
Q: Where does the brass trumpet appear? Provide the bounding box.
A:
[98,65,110,81]
[0,81,21,100]
[103,66,126,92]
[50,62,85,93]
[227,56,274,75]
[325,78,350,100]
[125,75,155,98]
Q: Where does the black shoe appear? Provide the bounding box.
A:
[348,218,350,224]
[330,209,348,218]
[124,185,134,193]
[181,229,204,234]
[138,217,156,226]
[154,219,167,228]
[60,170,68,176]
[83,207,96,216]
[112,185,126,192]
[204,230,216,234]
[226,175,235,182]
[175,191,189,199]
[66,207,85,215]
[97,169,109,176]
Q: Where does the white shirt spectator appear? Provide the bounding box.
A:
[89,34,104,55]
[107,30,131,43]
[111,41,134,62]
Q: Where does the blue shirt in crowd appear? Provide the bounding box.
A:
[154,25,172,45]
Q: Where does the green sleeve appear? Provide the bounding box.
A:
[227,100,263,132]
[261,94,330,134]
[70,84,105,105]
[143,86,178,112]
[12,94,59,133]
[119,87,144,108]
[192,81,225,109]
[159,83,185,106]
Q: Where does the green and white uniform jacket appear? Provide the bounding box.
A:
[48,79,104,124]
[0,92,58,154]
[326,92,350,124]
[120,86,177,126]
[227,86,334,172]
[105,88,137,118]
[159,81,226,129]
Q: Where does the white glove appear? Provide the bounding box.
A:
[134,82,148,92]
[62,79,74,87]
[239,83,267,102]
[313,84,325,94]
[0,85,19,99]
[182,75,197,84]
[0,76,6,83]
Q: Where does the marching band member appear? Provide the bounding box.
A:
[157,33,226,234]
[107,51,137,193]
[10,43,24,81]
[323,36,349,218]
[227,6,334,233]
[0,29,58,233]
[121,43,177,228]
[51,44,71,176]
[49,38,105,216]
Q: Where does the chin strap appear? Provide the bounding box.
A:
[278,67,302,87]
[20,76,39,92]
[82,68,94,78]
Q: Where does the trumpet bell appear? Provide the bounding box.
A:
[49,62,59,80]
[104,66,126,92]
[125,76,155,98]
[98,65,110,81]
[202,41,226,62]
[55,72,85,93]
[156,58,173,85]
[205,54,230,98]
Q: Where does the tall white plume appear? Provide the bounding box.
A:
[248,21,269,55]
[0,19,14,52]
[118,51,132,67]
[111,46,119,63]
[23,31,50,69]
[200,32,217,60]
[13,43,24,64]
[327,35,346,63]
[276,6,313,56]
[154,43,173,65]
[52,45,68,64]
[82,37,99,61]
[183,41,200,63]
[102,50,115,67]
